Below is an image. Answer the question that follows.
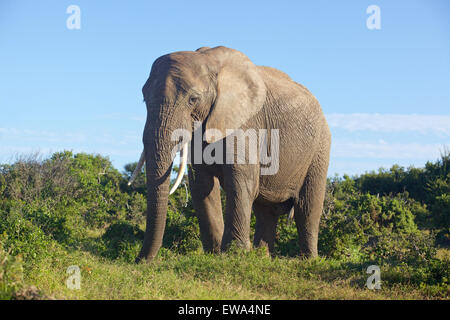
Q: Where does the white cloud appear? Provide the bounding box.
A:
[326,113,450,136]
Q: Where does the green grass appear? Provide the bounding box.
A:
[17,245,449,300]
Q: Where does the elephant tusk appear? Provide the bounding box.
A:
[128,150,145,186]
[286,207,295,226]
[169,142,188,195]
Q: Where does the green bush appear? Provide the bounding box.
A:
[0,208,55,266]
[273,215,299,257]
[317,187,422,259]
[364,231,437,266]
[355,151,449,232]
[101,221,145,262]
[431,193,450,229]
[0,238,25,299]
[0,151,148,243]
[163,190,202,254]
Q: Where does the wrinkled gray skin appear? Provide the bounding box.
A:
[136,46,331,262]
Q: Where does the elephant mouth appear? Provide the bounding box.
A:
[128,141,188,195]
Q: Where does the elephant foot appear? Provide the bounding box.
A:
[221,238,251,253]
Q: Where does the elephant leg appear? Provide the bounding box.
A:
[188,166,224,253]
[253,202,279,254]
[221,165,259,251]
[294,146,330,258]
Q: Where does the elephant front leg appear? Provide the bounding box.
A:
[188,167,224,253]
[221,165,259,251]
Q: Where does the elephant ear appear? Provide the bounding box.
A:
[201,46,266,143]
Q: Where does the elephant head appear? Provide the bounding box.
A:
[130,46,266,262]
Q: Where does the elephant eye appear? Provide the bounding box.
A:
[189,96,199,106]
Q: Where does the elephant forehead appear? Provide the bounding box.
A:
[167,56,211,86]
[167,51,208,70]
[151,52,207,76]
[144,52,213,99]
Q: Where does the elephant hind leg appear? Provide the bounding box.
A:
[294,144,330,258]
[252,202,280,255]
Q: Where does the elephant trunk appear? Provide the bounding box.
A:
[136,139,174,262]
[135,116,190,262]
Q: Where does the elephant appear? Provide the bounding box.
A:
[129,46,331,262]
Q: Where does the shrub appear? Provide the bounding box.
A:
[101,221,145,262]
[273,215,299,257]
[0,238,25,299]
[122,161,146,196]
[355,151,449,232]
[364,231,437,266]
[163,193,202,254]
[0,152,79,204]
[0,152,148,247]
[430,193,450,230]
[317,186,422,259]
[0,208,55,266]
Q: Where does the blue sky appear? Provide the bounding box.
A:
[1,0,449,176]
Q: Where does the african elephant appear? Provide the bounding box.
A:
[129,46,331,262]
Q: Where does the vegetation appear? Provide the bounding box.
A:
[0,150,448,299]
